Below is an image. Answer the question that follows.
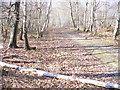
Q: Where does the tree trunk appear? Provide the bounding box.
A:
[37,2,42,38]
[8,0,20,48]
[113,1,120,40]
[90,0,97,34]
[104,1,108,27]
[20,29,23,40]
[76,2,80,30]
[40,0,52,37]
[20,22,23,40]
[1,20,4,35]
[23,0,30,50]
[69,1,77,28]
[84,2,88,32]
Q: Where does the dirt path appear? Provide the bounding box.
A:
[59,28,118,72]
[1,27,119,88]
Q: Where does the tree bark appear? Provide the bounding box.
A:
[40,0,52,37]
[69,1,77,28]
[20,22,23,40]
[37,2,42,38]
[8,0,20,48]
[1,20,4,35]
[84,2,88,32]
[90,0,97,34]
[113,1,120,40]
[23,0,30,50]
[104,1,108,27]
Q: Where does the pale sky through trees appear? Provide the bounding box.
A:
[0,0,118,6]
[1,0,117,2]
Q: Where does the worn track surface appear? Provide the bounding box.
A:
[61,28,118,72]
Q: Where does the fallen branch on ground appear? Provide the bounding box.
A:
[3,55,19,59]
[4,59,36,63]
[0,61,120,89]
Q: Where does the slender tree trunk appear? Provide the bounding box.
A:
[37,2,42,38]
[7,2,12,28]
[90,2,94,33]
[8,0,20,48]
[1,20,3,35]
[46,15,50,28]
[84,2,88,32]
[113,1,120,40]
[20,28,23,40]
[20,22,23,40]
[23,0,30,50]
[40,0,52,37]
[69,1,77,28]
[90,0,97,34]
[76,2,80,30]
[104,1,108,27]
[113,20,119,39]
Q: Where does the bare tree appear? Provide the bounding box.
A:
[89,0,100,35]
[69,0,77,28]
[36,2,42,37]
[104,0,109,27]
[113,1,120,40]
[84,1,88,32]
[23,0,30,50]
[40,0,52,37]
[8,0,20,48]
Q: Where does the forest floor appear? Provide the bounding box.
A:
[0,27,119,88]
